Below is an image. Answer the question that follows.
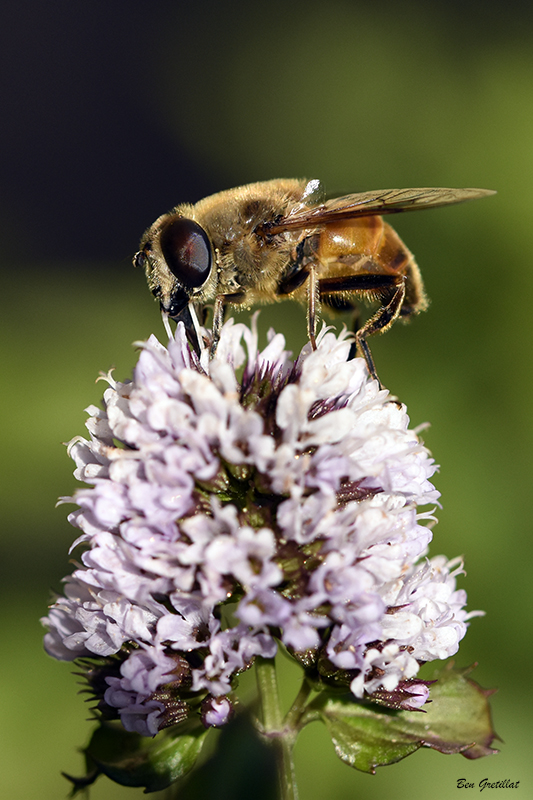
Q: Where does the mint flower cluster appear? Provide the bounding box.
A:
[43,319,474,737]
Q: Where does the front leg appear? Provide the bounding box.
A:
[209,291,248,356]
[210,295,226,357]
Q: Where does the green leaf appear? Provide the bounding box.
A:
[389,663,499,760]
[305,662,498,774]
[305,700,421,773]
[66,719,209,793]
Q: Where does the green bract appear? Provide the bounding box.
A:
[65,719,208,794]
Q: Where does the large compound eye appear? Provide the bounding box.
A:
[159,217,212,288]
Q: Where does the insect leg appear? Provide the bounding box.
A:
[307,266,319,350]
[357,281,405,383]
[187,302,208,358]
[210,295,226,357]
[318,273,406,383]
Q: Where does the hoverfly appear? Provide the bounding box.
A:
[134,179,494,382]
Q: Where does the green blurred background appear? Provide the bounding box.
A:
[1,1,531,797]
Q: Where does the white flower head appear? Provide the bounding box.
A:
[42,318,475,735]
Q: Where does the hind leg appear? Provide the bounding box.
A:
[319,273,406,384]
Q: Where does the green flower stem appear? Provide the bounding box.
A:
[255,657,298,800]
[284,678,313,730]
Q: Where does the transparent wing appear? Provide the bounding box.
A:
[262,187,496,233]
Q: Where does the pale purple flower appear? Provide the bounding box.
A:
[42,316,477,735]
[369,678,434,711]
[201,695,234,728]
